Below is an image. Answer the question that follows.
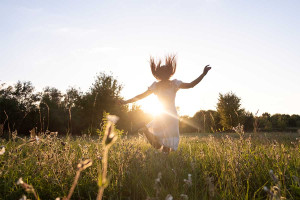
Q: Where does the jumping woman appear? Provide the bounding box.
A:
[120,55,211,153]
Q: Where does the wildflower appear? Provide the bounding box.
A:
[165,194,173,200]
[155,172,162,184]
[184,174,192,187]
[180,194,189,200]
[16,177,36,195]
[19,195,27,200]
[158,172,162,179]
[269,170,279,183]
[232,123,244,136]
[206,176,215,198]
[17,177,24,185]
[0,146,5,155]
[35,136,40,143]
[263,186,269,193]
[103,115,119,146]
[155,178,160,184]
[107,115,119,123]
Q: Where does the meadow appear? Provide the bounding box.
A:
[0,129,299,200]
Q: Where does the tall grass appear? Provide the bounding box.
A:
[0,131,299,199]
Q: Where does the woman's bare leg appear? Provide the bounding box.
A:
[140,127,162,149]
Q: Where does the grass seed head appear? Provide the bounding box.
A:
[77,159,92,171]
[103,115,119,146]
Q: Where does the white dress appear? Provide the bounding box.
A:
[146,79,182,150]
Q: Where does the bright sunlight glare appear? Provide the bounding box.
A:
[139,95,164,117]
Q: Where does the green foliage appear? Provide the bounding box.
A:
[0,132,299,199]
[192,110,221,133]
[1,79,300,137]
[0,81,40,137]
[0,72,132,136]
[240,111,254,132]
[179,115,196,133]
[217,92,243,130]
[126,104,151,134]
[97,111,123,138]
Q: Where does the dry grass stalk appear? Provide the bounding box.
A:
[0,124,3,136]
[17,178,40,200]
[253,110,260,133]
[63,159,92,200]
[97,115,119,200]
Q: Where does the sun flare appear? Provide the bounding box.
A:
[139,95,163,116]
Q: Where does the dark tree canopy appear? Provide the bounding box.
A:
[1,77,300,137]
[217,92,243,130]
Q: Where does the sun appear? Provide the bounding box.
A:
[139,95,163,116]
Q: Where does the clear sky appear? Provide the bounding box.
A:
[1,0,300,116]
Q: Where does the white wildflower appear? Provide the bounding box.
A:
[184,174,192,186]
[263,186,269,192]
[0,146,5,155]
[188,174,192,182]
[155,178,160,184]
[107,115,119,123]
[165,194,173,200]
[17,177,24,185]
[180,194,189,200]
[269,169,278,183]
[158,172,162,179]
[35,136,40,143]
[19,195,27,200]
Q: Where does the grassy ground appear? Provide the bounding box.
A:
[0,132,299,200]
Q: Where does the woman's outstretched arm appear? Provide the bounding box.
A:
[120,90,153,104]
[180,65,211,89]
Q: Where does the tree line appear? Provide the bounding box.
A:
[1,72,299,137]
[180,92,300,133]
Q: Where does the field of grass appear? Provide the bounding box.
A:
[0,131,299,200]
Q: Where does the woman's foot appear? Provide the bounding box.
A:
[162,146,172,153]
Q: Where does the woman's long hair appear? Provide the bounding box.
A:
[150,55,177,81]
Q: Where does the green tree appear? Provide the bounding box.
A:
[0,81,40,136]
[241,111,254,132]
[290,114,300,127]
[126,104,151,134]
[79,72,128,135]
[271,114,290,131]
[192,110,220,133]
[40,87,67,133]
[62,87,83,135]
[259,112,272,131]
[179,115,196,133]
[216,92,243,130]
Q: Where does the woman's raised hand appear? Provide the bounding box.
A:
[203,65,211,75]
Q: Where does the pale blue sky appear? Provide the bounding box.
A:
[1,0,300,116]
